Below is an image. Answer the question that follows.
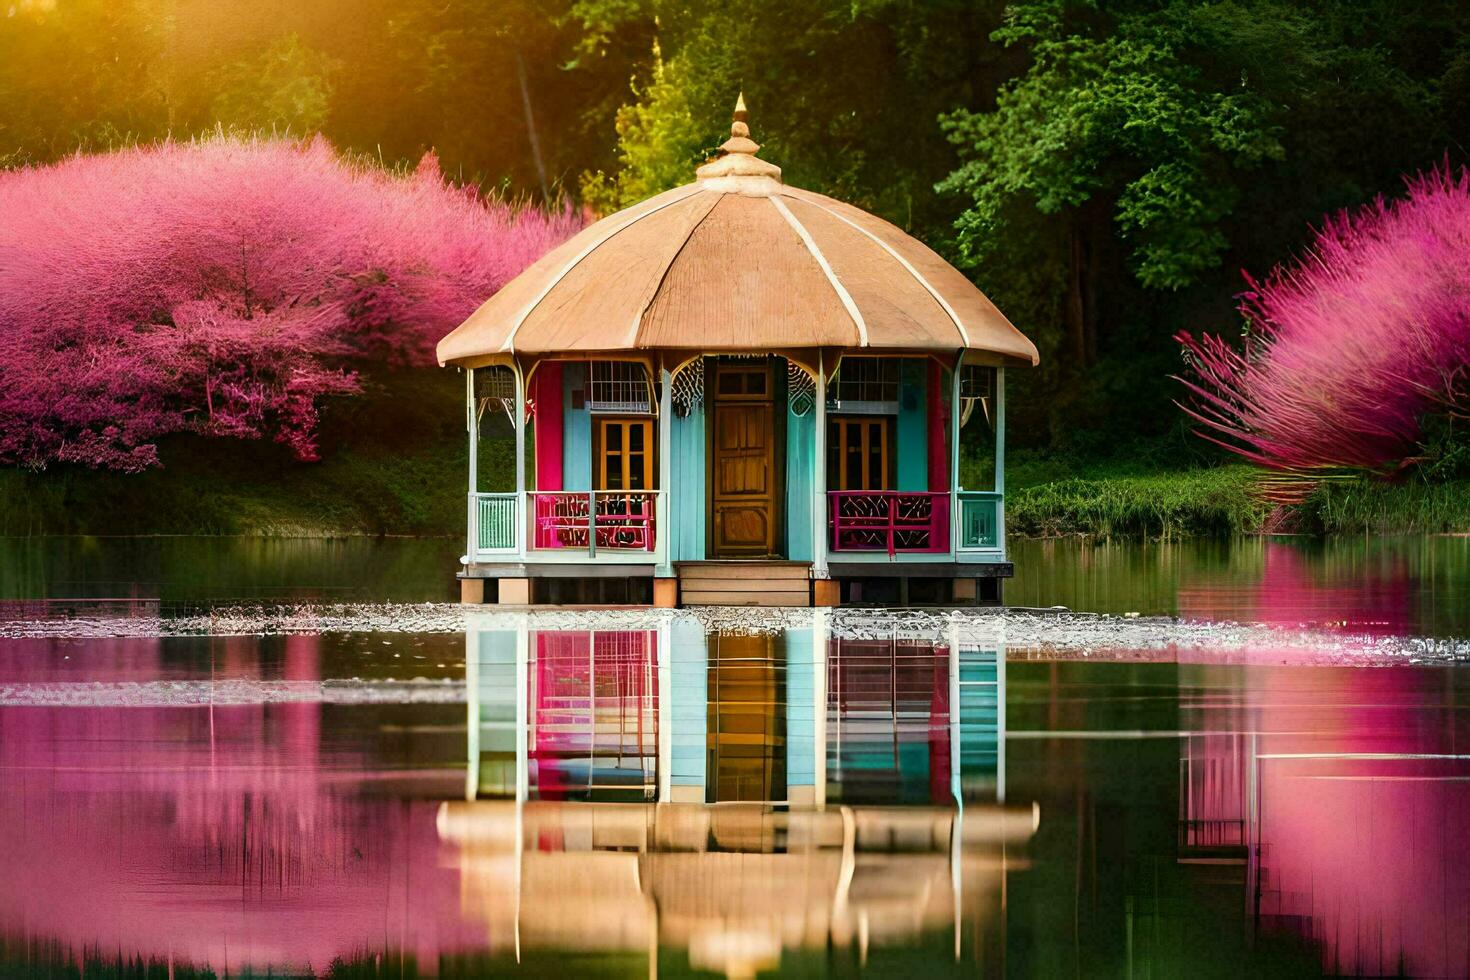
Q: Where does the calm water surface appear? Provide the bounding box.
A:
[3,533,1468,634]
[0,536,1466,978]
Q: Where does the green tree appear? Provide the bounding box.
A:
[938,0,1465,447]
[207,34,340,135]
[573,0,1011,228]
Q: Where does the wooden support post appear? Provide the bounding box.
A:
[497,578,531,605]
[653,578,679,608]
[460,577,486,605]
[813,578,840,607]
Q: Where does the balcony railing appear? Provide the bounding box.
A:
[956,491,1003,551]
[473,492,518,552]
[829,491,950,555]
[532,491,660,554]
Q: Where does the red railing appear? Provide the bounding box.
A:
[829,491,950,555]
[532,491,658,552]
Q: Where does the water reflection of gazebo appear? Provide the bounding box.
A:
[436,802,1039,974]
[464,611,1006,807]
[437,96,1038,608]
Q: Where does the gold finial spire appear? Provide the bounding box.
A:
[731,91,750,139]
[696,92,782,189]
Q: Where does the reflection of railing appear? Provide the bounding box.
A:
[473,492,518,552]
[829,491,949,555]
[532,491,660,553]
[956,491,1003,551]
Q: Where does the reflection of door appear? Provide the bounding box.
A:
[711,362,777,556]
[707,634,786,803]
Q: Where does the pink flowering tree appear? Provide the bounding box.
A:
[0,136,582,471]
[1176,164,1470,499]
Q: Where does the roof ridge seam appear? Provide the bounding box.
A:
[500,185,704,354]
[628,191,725,348]
[783,191,971,348]
[770,195,868,347]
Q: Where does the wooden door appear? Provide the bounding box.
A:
[710,362,777,556]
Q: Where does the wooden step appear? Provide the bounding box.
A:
[675,561,812,582]
[675,560,813,606]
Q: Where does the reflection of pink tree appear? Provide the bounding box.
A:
[0,633,484,974]
[1178,542,1414,635]
[1182,666,1470,975]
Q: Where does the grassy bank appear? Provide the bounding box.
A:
[0,370,477,537]
[1005,464,1271,537]
[0,435,469,537]
[984,454,1470,538]
[4,373,1468,539]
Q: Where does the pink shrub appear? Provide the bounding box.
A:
[1176,164,1470,488]
[0,136,582,470]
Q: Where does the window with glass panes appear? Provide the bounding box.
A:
[827,417,891,490]
[596,418,653,491]
[829,358,899,409]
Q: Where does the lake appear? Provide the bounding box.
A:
[4,533,1469,635]
[0,535,1467,977]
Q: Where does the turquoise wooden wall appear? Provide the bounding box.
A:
[561,363,591,491]
[670,402,706,561]
[896,358,928,491]
[785,405,814,560]
[669,617,708,793]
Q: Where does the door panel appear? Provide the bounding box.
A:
[711,363,777,556]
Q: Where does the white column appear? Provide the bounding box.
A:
[657,365,673,575]
[513,360,527,559]
[812,352,829,579]
[995,367,1006,556]
[950,356,963,554]
[466,368,478,562]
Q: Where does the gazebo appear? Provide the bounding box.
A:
[436,96,1038,607]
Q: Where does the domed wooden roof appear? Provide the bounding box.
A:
[437,96,1038,369]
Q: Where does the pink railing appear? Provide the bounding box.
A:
[532,491,658,552]
[829,491,950,555]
